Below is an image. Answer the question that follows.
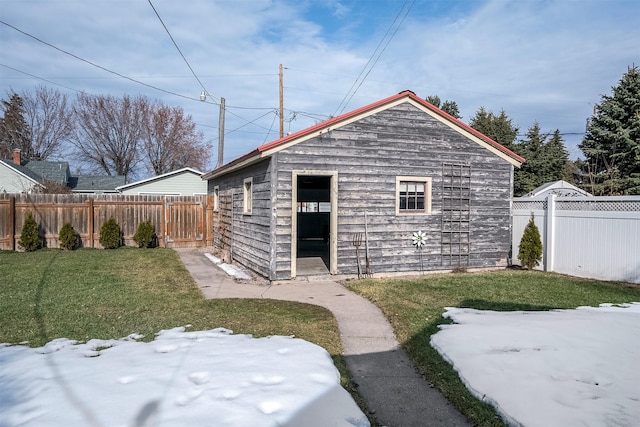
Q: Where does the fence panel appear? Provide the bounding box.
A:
[165,196,205,247]
[0,193,212,250]
[512,195,640,284]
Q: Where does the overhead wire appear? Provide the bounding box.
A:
[0,64,83,93]
[146,0,218,103]
[0,20,203,103]
[147,0,285,135]
[333,0,416,116]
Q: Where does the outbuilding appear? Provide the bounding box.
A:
[203,91,524,280]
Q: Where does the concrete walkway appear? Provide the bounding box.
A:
[175,248,469,427]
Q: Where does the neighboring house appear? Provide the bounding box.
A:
[69,175,125,194]
[525,180,592,198]
[116,167,206,195]
[0,149,124,194]
[203,90,525,280]
[0,152,44,193]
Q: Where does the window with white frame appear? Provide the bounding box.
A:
[213,186,219,211]
[243,177,253,214]
[396,176,432,215]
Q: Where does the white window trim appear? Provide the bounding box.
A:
[396,176,432,216]
[243,177,253,215]
[213,186,219,211]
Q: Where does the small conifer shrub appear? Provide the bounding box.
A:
[18,212,41,252]
[99,217,121,249]
[133,220,157,248]
[59,222,79,250]
[518,214,543,270]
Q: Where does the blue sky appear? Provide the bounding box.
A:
[1,0,639,173]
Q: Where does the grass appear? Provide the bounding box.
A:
[0,248,375,422]
[345,269,640,426]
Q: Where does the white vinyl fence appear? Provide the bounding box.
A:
[512,195,640,284]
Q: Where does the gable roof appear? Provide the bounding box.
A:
[115,167,203,191]
[0,159,44,187]
[526,180,592,198]
[21,160,71,184]
[203,90,525,180]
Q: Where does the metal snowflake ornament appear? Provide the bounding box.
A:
[412,230,426,248]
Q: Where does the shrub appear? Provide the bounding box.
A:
[18,212,41,252]
[133,220,157,248]
[99,217,121,249]
[59,222,79,250]
[518,214,543,270]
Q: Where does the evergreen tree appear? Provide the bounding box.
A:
[545,130,571,183]
[425,95,462,119]
[0,94,33,160]
[18,212,41,252]
[518,214,542,270]
[469,107,519,152]
[513,124,570,196]
[441,100,461,119]
[513,122,546,195]
[579,65,640,195]
[99,218,121,249]
[58,222,79,250]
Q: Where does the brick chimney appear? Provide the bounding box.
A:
[13,148,21,165]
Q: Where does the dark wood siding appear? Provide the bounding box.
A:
[207,159,273,278]
[274,102,513,277]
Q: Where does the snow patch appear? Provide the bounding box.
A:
[431,302,640,427]
[0,328,369,427]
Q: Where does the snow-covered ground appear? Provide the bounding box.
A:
[2,304,638,427]
[0,327,369,427]
[431,303,640,427]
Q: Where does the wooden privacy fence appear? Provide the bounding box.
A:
[512,195,640,284]
[0,193,214,250]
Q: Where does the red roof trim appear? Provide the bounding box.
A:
[203,90,524,179]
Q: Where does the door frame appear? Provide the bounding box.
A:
[291,170,338,277]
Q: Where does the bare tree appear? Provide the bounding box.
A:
[72,93,147,181]
[37,180,72,194]
[141,102,211,175]
[21,85,74,160]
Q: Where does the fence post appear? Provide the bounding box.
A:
[545,194,556,272]
[9,195,15,251]
[88,198,94,248]
[206,194,214,247]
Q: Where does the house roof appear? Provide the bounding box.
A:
[21,160,70,184]
[0,159,44,187]
[69,175,126,193]
[526,180,592,198]
[203,90,526,180]
[115,167,203,191]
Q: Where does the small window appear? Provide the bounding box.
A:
[243,178,253,214]
[213,186,219,211]
[396,176,432,215]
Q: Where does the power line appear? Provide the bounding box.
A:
[0,64,82,93]
[147,0,218,103]
[333,0,416,116]
[0,20,202,103]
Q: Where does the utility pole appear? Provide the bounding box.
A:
[200,90,226,169]
[279,64,284,139]
[217,97,225,168]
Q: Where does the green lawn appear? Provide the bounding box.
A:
[345,270,640,426]
[0,248,375,421]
